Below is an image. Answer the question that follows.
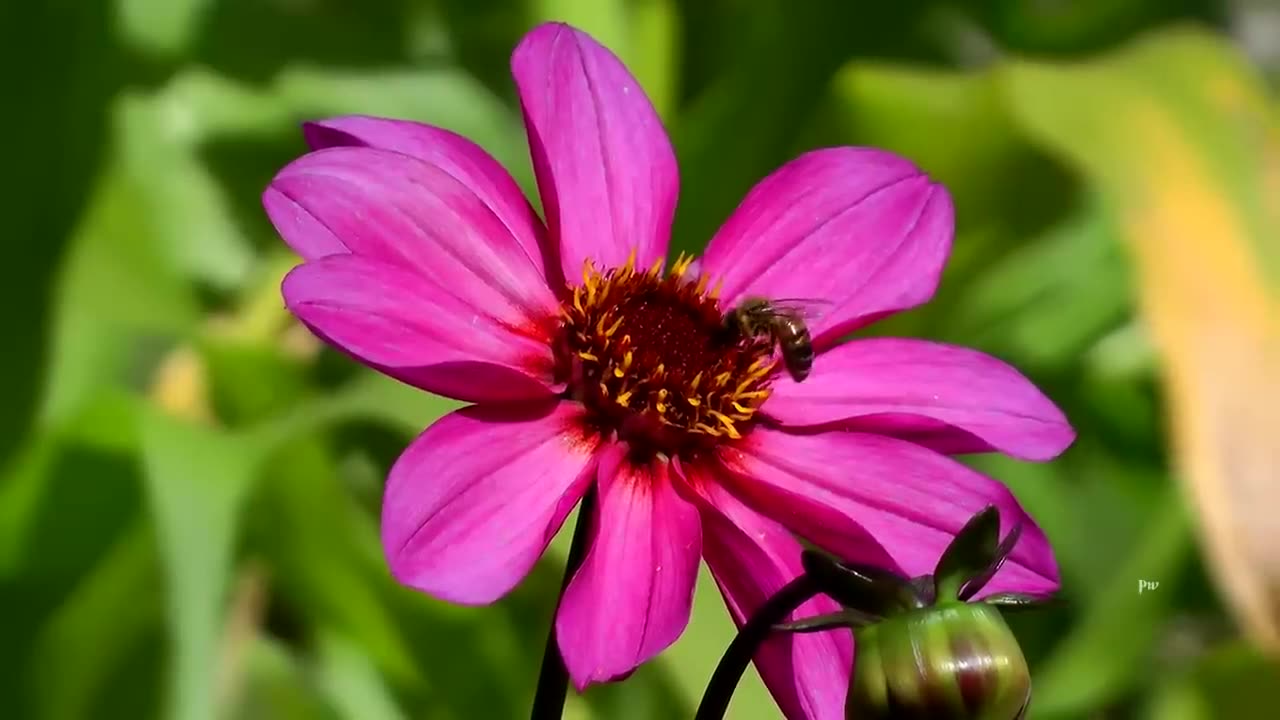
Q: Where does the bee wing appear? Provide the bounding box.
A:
[766,297,834,321]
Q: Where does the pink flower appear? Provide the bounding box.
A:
[264,22,1074,719]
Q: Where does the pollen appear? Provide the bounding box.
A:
[560,252,777,453]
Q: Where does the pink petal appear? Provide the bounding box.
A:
[381,401,599,605]
[511,23,678,282]
[556,444,701,688]
[282,255,558,403]
[700,149,953,345]
[692,474,852,720]
[765,338,1075,461]
[723,428,1059,598]
[301,116,560,288]
[264,146,558,326]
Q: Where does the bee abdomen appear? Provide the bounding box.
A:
[779,321,814,382]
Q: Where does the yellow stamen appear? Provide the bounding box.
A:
[647,257,664,277]
[614,354,634,377]
[577,351,599,362]
[694,273,709,295]
[706,410,742,440]
[599,311,619,335]
[671,252,695,277]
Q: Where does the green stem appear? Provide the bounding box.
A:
[694,574,821,720]
[529,488,596,720]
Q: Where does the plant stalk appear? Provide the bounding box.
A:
[529,488,596,720]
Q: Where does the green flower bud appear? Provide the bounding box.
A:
[847,602,1030,720]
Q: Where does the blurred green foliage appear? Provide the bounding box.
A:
[4,1,1279,718]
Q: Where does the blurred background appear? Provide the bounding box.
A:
[4,0,1279,718]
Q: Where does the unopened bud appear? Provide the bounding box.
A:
[847,603,1030,720]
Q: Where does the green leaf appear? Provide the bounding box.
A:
[29,521,163,720]
[825,63,1031,228]
[1144,641,1280,720]
[1030,489,1192,716]
[627,0,679,122]
[946,195,1132,369]
[970,445,1167,604]
[527,0,678,119]
[248,439,421,687]
[315,631,409,720]
[275,66,534,195]
[39,164,199,428]
[117,90,255,290]
[234,636,338,720]
[117,0,215,57]
[673,0,925,255]
[1003,26,1280,650]
[0,439,58,577]
[200,336,311,426]
[258,372,461,449]
[961,0,1195,55]
[140,409,264,720]
[159,69,294,140]
[1,388,142,579]
[530,0,628,64]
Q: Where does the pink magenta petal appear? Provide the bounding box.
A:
[556,444,701,689]
[692,474,851,720]
[511,23,678,282]
[282,255,558,403]
[765,338,1075,461]
[700,148,954,345]
[724,428,1060,599]
[264,146,558,326]
[381,401,599,605]
[300,116,559,288]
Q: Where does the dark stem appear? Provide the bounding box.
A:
[694,574,822,720]
[529,487,596,720]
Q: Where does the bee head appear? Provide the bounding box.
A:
[724,297,774,338]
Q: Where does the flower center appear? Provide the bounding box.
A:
[559,252,777,453]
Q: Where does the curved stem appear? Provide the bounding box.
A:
[529,488,596,720]
[694,574,822,720]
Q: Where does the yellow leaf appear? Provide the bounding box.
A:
[1004,27,1280,651]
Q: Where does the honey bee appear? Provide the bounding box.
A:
[722,297,828,383]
